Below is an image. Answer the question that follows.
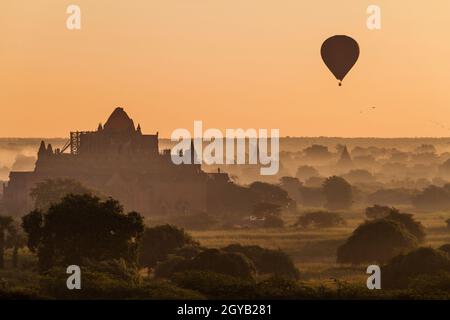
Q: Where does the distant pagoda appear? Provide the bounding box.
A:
[336,145,353,171]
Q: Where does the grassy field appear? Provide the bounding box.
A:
[191,209,450,284]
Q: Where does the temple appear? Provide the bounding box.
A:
[1,107,229,215]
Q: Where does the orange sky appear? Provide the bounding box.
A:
[1,1,450,138]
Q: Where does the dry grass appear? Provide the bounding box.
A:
[190,209,450,284]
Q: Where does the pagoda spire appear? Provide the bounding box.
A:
[38,140,46,158]
[47,143,54,155]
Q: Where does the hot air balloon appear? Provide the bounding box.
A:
[321,35,359,86]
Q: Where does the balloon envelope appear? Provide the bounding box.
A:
[321,35,359,85]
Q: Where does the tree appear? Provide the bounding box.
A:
[337,219,418,264]
[303,145,331,161]
[382,247,450,289]
[342,169,375,184]
[138,224,198,269]
[365,205,391,219]
[222,244,299,279]
[322,176,353,210]
[295,165,319,182]
[0,215,13,269]
[4,222,27,268]
[30,178,95,211]
[252,202,281,218]
[155,248,256,280]
[385,209,426,243]
[249,182,291,207]
[22,194,144,271]
[296,211,346,228]
[411,185,450,211]
[279,176,302,202]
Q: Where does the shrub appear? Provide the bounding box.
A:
[138,225,198,268]
[365,205,391,219]
[337,219,418,264]
[155,249,256,280]
[41,259,203,299]
[382,247,450,289]
[411,185,450,211]
[296,211,346,228]
[385,209,426,243]
[322,176,353,210]
[222,244,299,279]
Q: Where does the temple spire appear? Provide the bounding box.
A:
[38,140,46,158]
[136,123,142,134]
[47,144,54,155]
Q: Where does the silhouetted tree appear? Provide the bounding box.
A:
[385,209,426,243]
[343,169,375,184]
[322,176,353,210]
[156,248,256,280]
[252,202,281,218]
[412,185,450,211]
[303,145,331,161]
[138,224,198,268]
[222,244,299,279]
[22,194,144,271]
[365,205,391,219]
[279,176,302,202]
[30,178,95,211]
[382,247,450,289]
[295,165,319,182]
[337,219,418,264]
[0,215,13,269]
[5,222,26,268]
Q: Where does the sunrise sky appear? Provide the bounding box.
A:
[1,1,450,138]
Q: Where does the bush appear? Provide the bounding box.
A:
[408,272,450,298]
[322,176,353,210]
[337,219,418,264]
[365,205,391,219]
[412,185,450,211]
[222,244,299,279]
[296,211,346,228]
[41,259,203,299]
[385,209,426,243]
[155,249,256,280]
[382,247,450,290]
[138,225,198,268]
